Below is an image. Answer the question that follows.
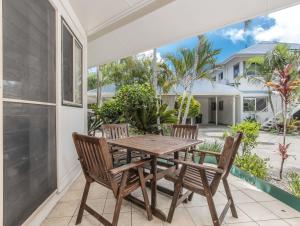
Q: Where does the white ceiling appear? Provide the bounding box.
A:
[68,0,300,67]
[69,0,162,35]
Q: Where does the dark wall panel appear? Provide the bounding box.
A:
[3,0,56,103]
[3,103,56,226]
[2,0,57,225]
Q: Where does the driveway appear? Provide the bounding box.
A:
[198,125,300,175]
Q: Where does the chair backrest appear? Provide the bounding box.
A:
[102,123,129,140]
[72,132,113,188]
[210,132,243,194]
[171,124,198,140]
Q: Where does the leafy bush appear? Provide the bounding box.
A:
[287,171,300,198]
[198,141,223,153]
[230,121,261,154]
[235,153,268,179]
[177,95,201,118]
[106,83,177,134]
[96,99,122,124]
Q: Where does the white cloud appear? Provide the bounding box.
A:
[222,28,246,43]
[254,5,300,43]
[137,49,163,62]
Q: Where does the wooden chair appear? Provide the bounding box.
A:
[101,123,141,165]
[159,124,199,165]
[72,133,153,226]
[165,132,243,226]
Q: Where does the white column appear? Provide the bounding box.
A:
[215,96,218,126]
[232,96,236,125]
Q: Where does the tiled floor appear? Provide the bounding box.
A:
[42,174,300,226]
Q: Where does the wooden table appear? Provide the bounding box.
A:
[107,135,202,221]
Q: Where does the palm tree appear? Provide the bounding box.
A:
[245,56,276,116]
[182,35,220,124]
[164,49,193,122]
[96,64,112,107]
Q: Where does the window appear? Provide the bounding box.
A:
[219,101,224,111]
[211,102,216,111]
[243,97,267,112]
[246,62,258,76]
[233,63,240,78]
[62,19,83,107]
[218,72,224,80]
[256,97,267,111]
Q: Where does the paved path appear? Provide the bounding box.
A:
[198,125,300,175]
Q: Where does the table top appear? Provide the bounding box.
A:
[107,134,202,156]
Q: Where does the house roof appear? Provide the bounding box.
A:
[221,42,300,64]
[168,80,240,96]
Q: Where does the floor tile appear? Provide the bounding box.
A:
[69,214,100,226]
[256,219,290,226]
[260,201,300,219]
[238,202,279,221]
[284,217,300,226]
[47,201,78,218]
[132,208,163,226]
[102,212,131,226]
[103,198,132,214]
[242,189,275,202]
[164,207,195,226]
[223,190,255,204]
[227,222,258,226]
[224,207,252,224]
[60,189,83,202]
[41,217,71,226]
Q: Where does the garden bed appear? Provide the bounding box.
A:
[204,156,300,211]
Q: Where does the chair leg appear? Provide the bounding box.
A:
[138,168,152,220]
[167,181,182,223]
[223,178,238,218]
[112,194,123,226]
[76,181,91,225]
[206,191,221,226]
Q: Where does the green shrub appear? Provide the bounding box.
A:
[287,171,300,198]
[198,141,223,153]
[96,99,122,124]
[177,95,201,118]
[234,153,268,180]
[114,83,176,133]
[230,121,261,154]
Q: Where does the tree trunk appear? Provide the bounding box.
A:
[279,101,288,179]
[96,65,101,107]
[152,48,161,129]
[177,90,186,123]
[182,83,193,124]
[267,87,275,117]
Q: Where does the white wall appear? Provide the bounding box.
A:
[0,0,88,225]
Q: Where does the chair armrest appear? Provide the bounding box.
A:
[173,159,224,174]
[109,158,151,175]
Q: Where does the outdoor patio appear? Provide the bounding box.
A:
[42,173,300,226]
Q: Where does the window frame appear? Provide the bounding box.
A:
[233,63,240,78]
[218,72,223,80]
[243,97,268,112]
[61,18,83,108]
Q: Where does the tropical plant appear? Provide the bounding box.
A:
[287,171,300,198]
[181,36,220,124]
[198,141,223,153]
[245,56,276,116]
[230,121,261,154]
[265,44,300,179]
[235,153,268,180]
[96,99,122,124]
[88,71,97,91]
[114,83,177,133]
[177,95,201,119]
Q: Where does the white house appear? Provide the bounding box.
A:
[162,42,300,125]
[1,1,300,226]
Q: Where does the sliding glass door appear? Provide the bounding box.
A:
[2,0,56,225]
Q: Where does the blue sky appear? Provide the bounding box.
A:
[156,4,300,63]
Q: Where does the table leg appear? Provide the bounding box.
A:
[150,155,167,221]
[127,149,132,163]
